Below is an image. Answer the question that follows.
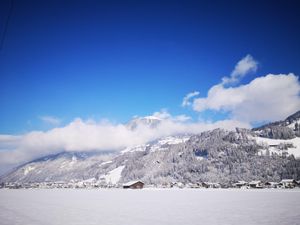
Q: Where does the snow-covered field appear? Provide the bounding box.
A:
[0,189,300,225]
[255,136,300,158]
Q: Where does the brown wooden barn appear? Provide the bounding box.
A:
[123,181,144,189]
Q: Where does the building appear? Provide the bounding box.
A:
[123,181,144,189]
[265,182,279,188]
[249,180,263,188]
[232,181,248,188]
[280,179,298,188]
[202,182,221,188]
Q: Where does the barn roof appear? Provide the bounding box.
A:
[249,180,262,185]
[280,179,296,183]
[123,180,144,186]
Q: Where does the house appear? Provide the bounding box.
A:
[232,181,248,188]
[249,180,263,188]
[174,182,185,188]
[280,179,298,188]
[5,183,21,189]
[265,182,279,188]
[188,183,201,188]
[202,182,221,188]
[123,181,144,189]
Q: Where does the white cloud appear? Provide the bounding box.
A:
[152,109,191,122]
[193,73,300,123]
[182,55,299,124]
[152,109,172,120]
[182,91,200,107]
[0,114,249,173]
[174,114,191,122]
[39,116,61,126]
[222,54,258,85]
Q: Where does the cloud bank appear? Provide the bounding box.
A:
[0,114,249,174]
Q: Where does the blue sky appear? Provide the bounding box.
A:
[1,0,300,134]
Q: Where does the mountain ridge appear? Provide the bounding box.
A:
[252,110,300,139]
[1,111,300,185]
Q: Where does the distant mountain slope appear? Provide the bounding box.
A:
[1,111,300,185]
[0,152,116,183]
[252,110,300,139]
[119,128,300,184]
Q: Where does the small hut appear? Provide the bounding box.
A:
[123,181,144,189]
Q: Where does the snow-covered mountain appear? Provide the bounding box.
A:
[0,151,116,183]
[126,116,162,130]
[121,135,190,154]
[253,110,300,139]
[2,112,300,185]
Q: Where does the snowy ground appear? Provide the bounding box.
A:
[255,136,300,158]
[0,189,300,225]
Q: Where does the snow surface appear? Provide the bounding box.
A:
[99,160,112,166]
[0,189,300,225]
[254,136,300,158]
[195,156,204,161]
[123,180,141,186]
[100,165,125,184]
[154,136,190,145]
[122,136,190,154]
[23,166,35,175]
[121,144,148,154]
[149,137,182,152]
[287,119,300,129]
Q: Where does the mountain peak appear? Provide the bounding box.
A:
[126,116,162,130]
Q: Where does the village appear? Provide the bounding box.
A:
[1,179,300,190]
